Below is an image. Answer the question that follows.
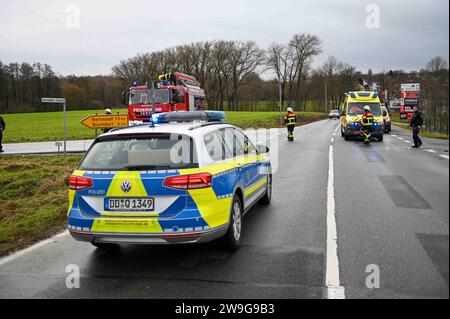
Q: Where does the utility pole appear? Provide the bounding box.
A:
[324,78,328,112]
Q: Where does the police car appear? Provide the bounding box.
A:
[68,111,272,251]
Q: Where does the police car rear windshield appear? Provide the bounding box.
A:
[79,134,198,171]
[130,89,169,105]
[347,103,381,116]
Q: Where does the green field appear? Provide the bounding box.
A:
[1,110,328,143]
[392,123,449,140]
[0,155,82,256]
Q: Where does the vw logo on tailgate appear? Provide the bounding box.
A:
[121,181,132,193]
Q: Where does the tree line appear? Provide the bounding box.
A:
[0,61,123,113]
[0,61,61,113]
[112,33,330,111]
[0,33,448,116]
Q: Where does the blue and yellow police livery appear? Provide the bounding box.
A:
[68,112,272,250]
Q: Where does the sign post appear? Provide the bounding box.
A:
[42,97,67,155]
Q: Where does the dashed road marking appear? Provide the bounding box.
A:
[390,135,448,159]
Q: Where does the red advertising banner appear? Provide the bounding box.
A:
[401,91,420,99]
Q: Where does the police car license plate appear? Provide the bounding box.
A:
[105,198,155,212]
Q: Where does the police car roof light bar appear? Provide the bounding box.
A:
[151,111,226,124]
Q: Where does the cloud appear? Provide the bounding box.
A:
[0,0,448,76]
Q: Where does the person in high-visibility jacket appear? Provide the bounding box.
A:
[284,107,297,141]
[360,105,374,144]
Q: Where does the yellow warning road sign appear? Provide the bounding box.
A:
[81,114,129,129]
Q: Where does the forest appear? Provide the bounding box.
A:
[0,33,448,119]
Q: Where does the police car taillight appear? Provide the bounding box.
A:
[69,176,93,190]
[163,173,212,190]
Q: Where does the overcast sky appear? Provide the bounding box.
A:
[0,0,448,77]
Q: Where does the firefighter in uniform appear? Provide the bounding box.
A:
[284,107,297,141]
[360,105,374,144]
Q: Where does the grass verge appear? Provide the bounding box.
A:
[392,123,449,140]
[225,112,328,130]
[0,155,82,257]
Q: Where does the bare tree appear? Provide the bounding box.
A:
[227,41,265,110]
[426,56,448,75]
[289,33,322,109]
[422,56,449,125]
[266,43,295,109]
[319,56,360,109]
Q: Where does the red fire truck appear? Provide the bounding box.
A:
[122,72,206,126]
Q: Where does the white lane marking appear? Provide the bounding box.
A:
[0,231,69,267]
[326,136,345,299]
[390,132,449,159]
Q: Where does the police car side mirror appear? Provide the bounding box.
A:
[256,144,269,154]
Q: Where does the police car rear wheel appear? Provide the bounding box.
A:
[221,195,243,251]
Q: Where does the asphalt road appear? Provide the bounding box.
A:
[0,121,448,299]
